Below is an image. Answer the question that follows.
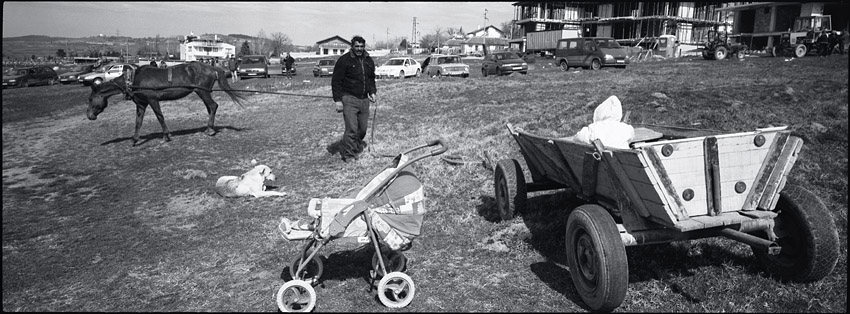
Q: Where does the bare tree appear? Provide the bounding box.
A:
[499,20,515,39]
[270,32,294,57]
[255,29,269,56]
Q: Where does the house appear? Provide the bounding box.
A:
[315,36,351,56]
[461,25,508,55]
[716,2,849,51]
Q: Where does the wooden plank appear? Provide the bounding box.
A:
[581,152,599,198]
[743,132,789,211]
[704,136,722,216]
[759,136,803,210]
[644,148,691,220]
[631,126,788,148]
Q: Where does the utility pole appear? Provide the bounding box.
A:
[386,28,390,50]
[412,17,419,47]
[484,9,489,55]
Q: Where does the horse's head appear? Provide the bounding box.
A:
[86,80,122,120]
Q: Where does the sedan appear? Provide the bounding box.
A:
[375,57,421,79]
[481,52,528,77]
[58,64,94,84]
[422,54,469,78]
[312,59,336,77]
[2,66,58,88]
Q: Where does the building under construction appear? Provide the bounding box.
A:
[510,2,731,55]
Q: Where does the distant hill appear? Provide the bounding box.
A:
[2,33,313,60]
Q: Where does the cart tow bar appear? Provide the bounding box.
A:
[717,228,781,255]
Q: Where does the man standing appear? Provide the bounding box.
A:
[283,52,295,80]
[228,54,239,83]
[330,35,377,162]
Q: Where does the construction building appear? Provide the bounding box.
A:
[510,2,849,55]
[510,2,731,55]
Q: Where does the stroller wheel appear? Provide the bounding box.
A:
[371,251,407,277]
[289,254,324,284]
[276,280,316,312]
[377,272,415,308]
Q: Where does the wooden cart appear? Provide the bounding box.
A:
[495,123,839,311]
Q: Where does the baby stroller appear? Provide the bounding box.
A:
[276,139,448,312]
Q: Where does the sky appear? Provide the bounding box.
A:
[2,1,516,46]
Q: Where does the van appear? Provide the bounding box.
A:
[555,37,629,70]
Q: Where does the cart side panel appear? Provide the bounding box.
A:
[715,131,782,213]
[513,132,580,189]
[608,150,678,225]
[643,141,710,217]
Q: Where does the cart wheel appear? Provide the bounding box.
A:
[372,251,407,277]
[714,46,728,60]
[751,184,839,282]
[377,272,415,308]
[276,280,316,312]
[494,159,527,221]
[289,254,324,283]
[565,204,628,312]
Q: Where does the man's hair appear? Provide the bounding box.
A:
[351,35,366,46]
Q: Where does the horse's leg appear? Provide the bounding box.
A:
[133,102,148,146]
[149,100,172,143]
[195,90,219,136]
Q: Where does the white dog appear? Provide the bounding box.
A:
[215,165,287,198]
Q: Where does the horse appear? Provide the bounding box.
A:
[86,62,247,146]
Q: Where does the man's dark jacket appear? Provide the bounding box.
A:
[331,51,376,102]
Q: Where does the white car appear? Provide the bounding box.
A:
[375,57,420,79]
[79,63,137,86]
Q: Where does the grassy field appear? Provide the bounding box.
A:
[2,54,847,312]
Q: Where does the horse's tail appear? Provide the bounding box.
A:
[215,68,247,109]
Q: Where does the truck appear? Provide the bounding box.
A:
[771,15,832,58]
[526,29,580,56]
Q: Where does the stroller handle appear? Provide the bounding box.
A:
[427,138,449,156]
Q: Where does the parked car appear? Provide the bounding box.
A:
[2,66,59,88]
[375,57,421,79]
[422,54,469,78]
[312,59,336,77]
[555,37,629,70]
[237,55,270,79]
[79,63,137,86]
[58,64,94,84]
[481,52,528,77]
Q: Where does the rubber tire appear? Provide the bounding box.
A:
[702,49,712,60]
[751,184,839,282]
[590,59,602,70]
[497,68,503,76]
[560,61,569,71]
[289,253,324,283]
[276,280,316,312]
[377,272,415,308]
[565,204,628,312]
[714,46,728,60]
[769,46,778,57]
[494,159,527,221]
[372,251,408,277]
[93,78,103,86]
[398,70,404,79]
[47,78,55,86]
[794,44,807,58]
[481,68,488,77]
[415,69,420,77]
[20,80,29,88]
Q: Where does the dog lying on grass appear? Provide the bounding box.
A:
[215,164,287,198]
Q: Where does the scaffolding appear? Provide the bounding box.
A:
[513,1,729,52]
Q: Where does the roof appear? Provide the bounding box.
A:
[316,35,351,45]
[466,25,504,35]
[464,37,509,45]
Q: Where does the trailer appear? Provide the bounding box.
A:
[495,123,839,311]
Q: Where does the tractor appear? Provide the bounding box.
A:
[700,25,748,60]
[771,15,832,58]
